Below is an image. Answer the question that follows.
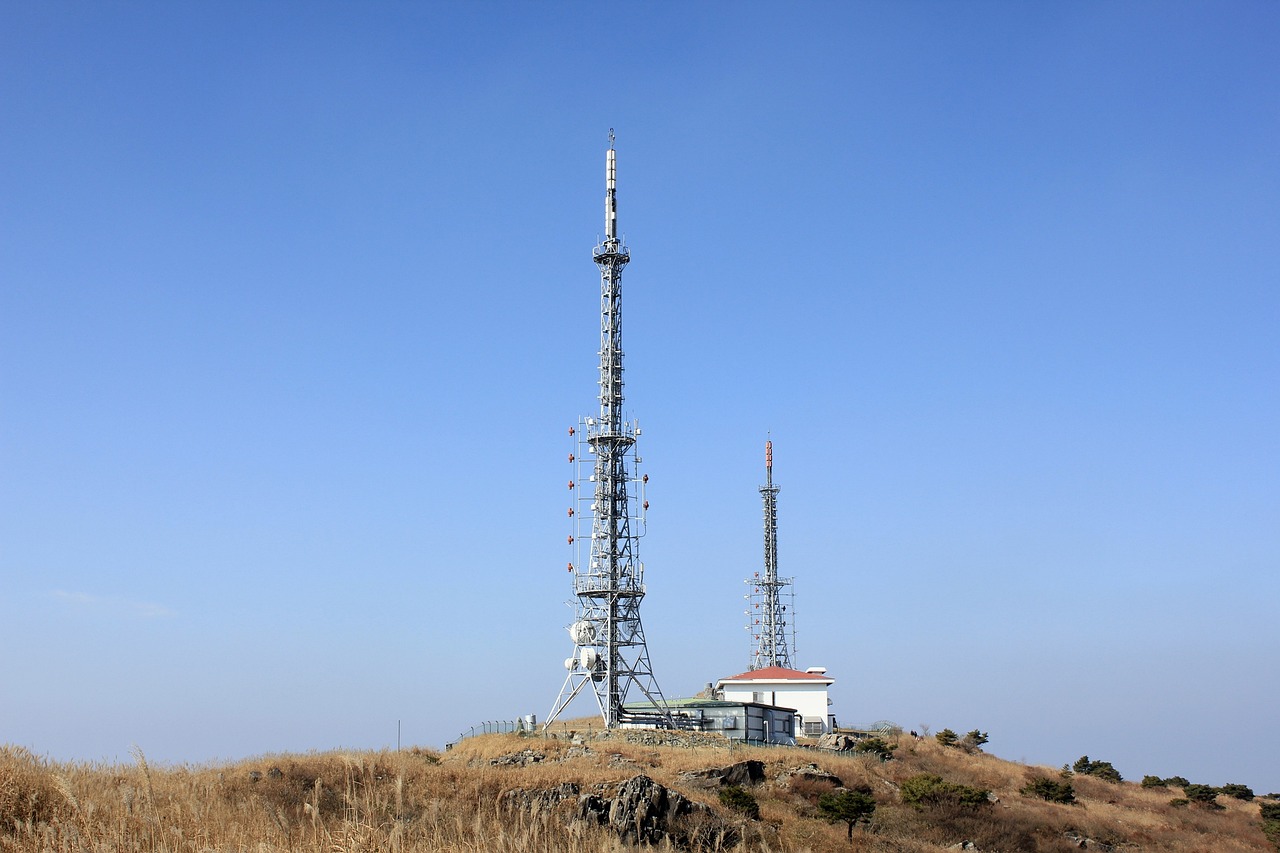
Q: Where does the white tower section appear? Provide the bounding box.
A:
[546,134,672,730]
[746,440,796,670]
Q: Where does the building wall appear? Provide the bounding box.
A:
[676,702,796,744]
[719,681,831,734]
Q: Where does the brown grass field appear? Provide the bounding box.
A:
[2,729,1274,852]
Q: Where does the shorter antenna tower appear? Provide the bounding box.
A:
[745,440,796,670]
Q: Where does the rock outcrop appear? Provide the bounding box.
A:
[505,774,739,849]
[679,760,766,789]
[490,748,545,767]
[579,774,692,844]
[500,781,580,814]
[786,762,844,788]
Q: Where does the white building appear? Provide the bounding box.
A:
[716,666,835,737]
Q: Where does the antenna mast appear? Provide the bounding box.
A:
[547,133,672,729]
[746,440,796,669]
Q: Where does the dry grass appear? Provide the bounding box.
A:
[2,734,1274,852]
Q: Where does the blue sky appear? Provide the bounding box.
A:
[2,2,1277,791]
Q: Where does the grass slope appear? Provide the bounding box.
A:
[2,733,1274,852]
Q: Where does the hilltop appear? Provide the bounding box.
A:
[2,729,1276,852]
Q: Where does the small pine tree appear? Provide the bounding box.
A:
[852,737,896,761]
[1183,784,1222,809]
[1072,755,1123,783]
[818,787,876,840]
[961,730,989,752]
[1219,783,1255,801]
[1141,775,1167,789]
[1088,761,1123,784]
[935,729,959,748]
[1165,775,1190,788]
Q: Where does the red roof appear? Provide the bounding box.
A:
[719,666,833,683]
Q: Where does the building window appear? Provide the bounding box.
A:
[803,719,824,736]
[721,716,738,730]
[752,692,765,703]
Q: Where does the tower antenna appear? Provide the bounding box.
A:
[746,440,796,669]
[547,136,673,730]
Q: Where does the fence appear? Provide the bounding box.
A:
[446,718,900,751]
[445,718,536,750]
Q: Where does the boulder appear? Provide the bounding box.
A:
[788,763,843,788]
[1063,832,1115,851]
[817,733,860,752]
[679,760,765,789]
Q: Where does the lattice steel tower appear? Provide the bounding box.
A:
[546,133,672,730]
[746,440,796,670]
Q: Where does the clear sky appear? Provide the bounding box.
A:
[2,2,1276,792]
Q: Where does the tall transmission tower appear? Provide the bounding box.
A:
[546,133,672,730]
[746,440,796,670]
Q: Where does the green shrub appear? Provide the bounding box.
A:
[1169,798,1189,808]
[1141,775,1167,789]
[1072,755,1123,784]
[1021,776,1076,804]
[1165,775,1190,788]
[1183,784,1223,809]
[1265,824,1280,850]
[852,737,896,761]
[1261,801,1280,850]
[900,773,990,808]
[818,787,876,840]
[718,785,759,820]
[935,729,959,748]
[718,785,760,820]
[1220,783,1255,801]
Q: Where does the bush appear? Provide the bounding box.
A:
[1261,801,1280,849]
[935,729,959,748]
[1169,798,1190,808]
[718,785,760,820]
[900,773,990,808]
[1072,755,1123,784]
[852,737,896,761]
[1183,784,1223,809]
[1220,783,1255,801]
[818,787,876,840]
[1021,776,1076,804]
[1141,775,1167,789]
[1165,775,1190,788]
